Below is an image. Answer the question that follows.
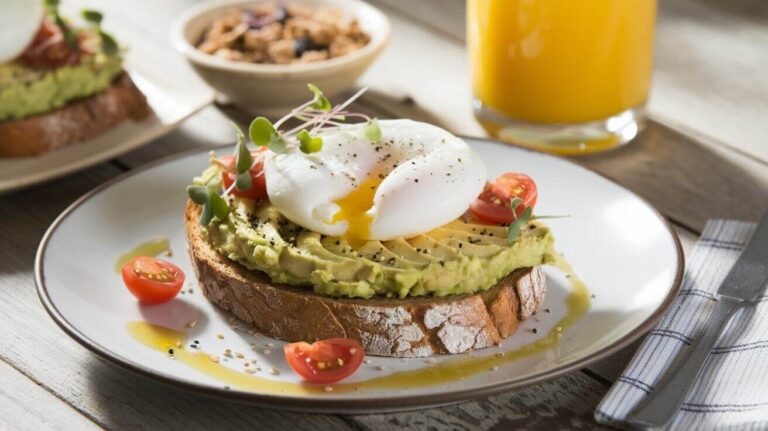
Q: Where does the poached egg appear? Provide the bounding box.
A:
[265,120,487,245]
[0,0,44,63]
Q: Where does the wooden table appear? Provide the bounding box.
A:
[2,1,767,429]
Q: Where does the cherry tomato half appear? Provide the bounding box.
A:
[220,147,268,201]
[121,256,185,304]
[20,20,82,68]
[470,173,538,224]
[284,338,365,384]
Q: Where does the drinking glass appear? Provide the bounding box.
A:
[467,0,657,154]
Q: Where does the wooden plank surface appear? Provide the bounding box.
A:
[0,361,102,431]
[348,373,612,431]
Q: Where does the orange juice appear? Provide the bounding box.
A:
[468,0,657,152]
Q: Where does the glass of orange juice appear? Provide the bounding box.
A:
[468,0,657,154]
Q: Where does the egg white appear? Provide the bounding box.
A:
[0,0,44,63]
[264,119,487,241]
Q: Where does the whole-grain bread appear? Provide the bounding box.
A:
[0,72,150,157]
[185,200,547,357]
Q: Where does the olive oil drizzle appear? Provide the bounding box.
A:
[115,237,171,273]
[127,255,590,394]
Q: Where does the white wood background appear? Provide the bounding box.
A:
[1,0,767,429]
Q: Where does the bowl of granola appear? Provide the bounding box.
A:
[171,0,390,114]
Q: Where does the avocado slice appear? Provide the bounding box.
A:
[203,197,557,299]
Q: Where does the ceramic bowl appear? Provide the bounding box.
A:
[171,0,390,115]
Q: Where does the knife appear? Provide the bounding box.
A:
[627,212,768,429]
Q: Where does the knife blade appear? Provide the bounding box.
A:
[627,211,768,429]
[717,212,768,300]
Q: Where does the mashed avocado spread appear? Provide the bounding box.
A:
[196,168,557,299]
[0,53,123,121]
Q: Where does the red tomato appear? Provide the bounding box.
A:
[20,20,82,68]
[284,338,364,384]
[121,257,185,304]
[220,147,268,201]
[470,173,538,224]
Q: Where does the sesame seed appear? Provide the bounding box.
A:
[364,359,371,364]
[377,365,385,371]
[235,352,244,358]
[270,368,279,375]
[491,366,499,371]
[495,352,504,358]
[324,386,333,392]
[266,343,274,348]
[216,334,224,339]
[263,349,272,354]
[175,342,182,348]
[209,354,220,363]
[187,320,197,328]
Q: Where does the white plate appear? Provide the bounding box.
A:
[0,30,214,193]
[36,139,683,413]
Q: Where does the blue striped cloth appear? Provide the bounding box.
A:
[595,220,768,430]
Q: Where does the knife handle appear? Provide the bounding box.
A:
[627,296,742,429]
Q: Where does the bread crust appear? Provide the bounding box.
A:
[0,72,150,157]
[185,200,547,357]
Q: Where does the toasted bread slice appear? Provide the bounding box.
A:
[185,201,547,357]
[0,72,150,157]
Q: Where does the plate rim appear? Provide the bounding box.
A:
[34,139,685,413]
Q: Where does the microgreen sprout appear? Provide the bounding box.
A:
[249,84,380,156]
[82,9,119,55]
[507,198,568,244]
[188,84,382,225]
[44,0,78,50]
[233,122,253,192]
[308,84,331,112]
[365,118,381,142]
[186,183,230,225]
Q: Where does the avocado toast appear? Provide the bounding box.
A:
[0,2,149,157]
[184,87,555,357]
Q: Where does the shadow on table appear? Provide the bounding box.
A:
[215,86,447,130]
[695,0,768,23]
[84,356,351,431]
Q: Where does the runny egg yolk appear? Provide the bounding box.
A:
[332,173,383,248]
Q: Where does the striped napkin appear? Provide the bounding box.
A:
[595,219,768,430]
